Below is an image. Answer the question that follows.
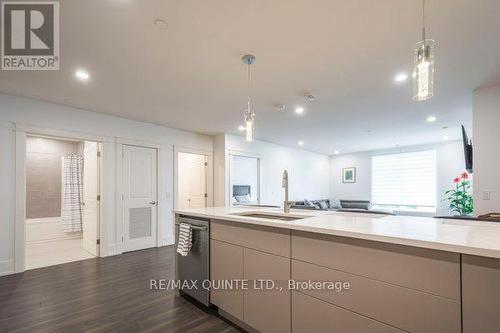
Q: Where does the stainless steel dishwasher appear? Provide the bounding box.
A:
[175,215,210,306]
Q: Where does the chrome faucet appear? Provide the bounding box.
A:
[282,170,291,213]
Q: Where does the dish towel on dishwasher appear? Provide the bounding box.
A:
[176,223,193,256]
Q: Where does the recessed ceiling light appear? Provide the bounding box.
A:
[333,150,340,155]
[298,141,304,146]
[276,104,287,112]
[75,69,90,82]
[443,135,449,140]
[237,125,245,131]
[154,18,167,27]
[426,115,437,122]
[295,107,304,115]
[304,94,315,102]
[394,73,408,83]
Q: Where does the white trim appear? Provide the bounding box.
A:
[173,146,214,210]
[116,137,162,149]
[15,123,113,143]
[99,141,115,257]
[14,130,26,273]
[14,125,106,272]
[227,149,262,158]
[0,260,15,277]
[176,146,214,156]
[115,143,124,255]
[26,236,82,244]
[156,146,171,247]
[96,142,103,256]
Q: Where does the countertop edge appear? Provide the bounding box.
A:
[175,210,500,259]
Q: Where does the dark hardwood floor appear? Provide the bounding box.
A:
[0,246,242,333]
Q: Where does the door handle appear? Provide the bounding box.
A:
[149,201,157,205]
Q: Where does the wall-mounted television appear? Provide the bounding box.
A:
[461,125,473,173]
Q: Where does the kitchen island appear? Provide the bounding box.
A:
[175,206,500,333]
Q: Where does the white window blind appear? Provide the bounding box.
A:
[371,150,436,209]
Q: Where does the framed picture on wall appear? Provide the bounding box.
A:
[342,167,356,183]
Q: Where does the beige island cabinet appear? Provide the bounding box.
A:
[175,207,500,333]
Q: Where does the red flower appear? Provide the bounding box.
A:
[461,172,469,179]
[453,177,460,183]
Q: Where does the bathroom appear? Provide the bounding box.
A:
[25,135,101,269]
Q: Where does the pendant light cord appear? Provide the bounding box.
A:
[247,63,251,110]
[422,0,426,40]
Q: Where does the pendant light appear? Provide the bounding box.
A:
[242,54,256,142]
[413,0,435,101]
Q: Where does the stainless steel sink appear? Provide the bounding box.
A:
[231,212,308,221]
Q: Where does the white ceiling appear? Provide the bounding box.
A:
[1,0,499,155]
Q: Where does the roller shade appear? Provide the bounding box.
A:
[372,150,436,208]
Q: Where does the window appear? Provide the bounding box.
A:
[371,150,436,212]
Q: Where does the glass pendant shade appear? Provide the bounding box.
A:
[413,39,435,101]
[243,110,255,142]
[241,54,256,142]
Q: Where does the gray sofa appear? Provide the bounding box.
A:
[290,199,336,210]
[291,199,395,215]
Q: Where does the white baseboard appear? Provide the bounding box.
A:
[26,234,82,244]
[162,237,174,246]
[0,259,15,277]
[102,243,117,257]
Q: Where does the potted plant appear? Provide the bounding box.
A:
[445,172,473,216]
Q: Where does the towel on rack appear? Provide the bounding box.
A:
[176,223,193,256]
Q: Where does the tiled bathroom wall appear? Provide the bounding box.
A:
[26,137,79,219]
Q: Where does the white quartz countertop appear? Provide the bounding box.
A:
[175,206,500,259]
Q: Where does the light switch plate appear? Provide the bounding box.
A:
[483,191,491,200]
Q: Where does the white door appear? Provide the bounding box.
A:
[187,155,207,208]
[82,141,100,256]
[122,145,157,252]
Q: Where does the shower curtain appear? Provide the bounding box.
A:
[61,154,84,233]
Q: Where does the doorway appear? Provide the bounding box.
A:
[121,145,158,252]
[177,152,208,209]
[24,135,101,270]
[229,154,261,206]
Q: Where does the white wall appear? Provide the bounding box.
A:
[330,140,466,216]
[330,153,372,202]
[473,84,500,215]
[213,133,227,206]
[0,93,213,275]
[223,134,330,206]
